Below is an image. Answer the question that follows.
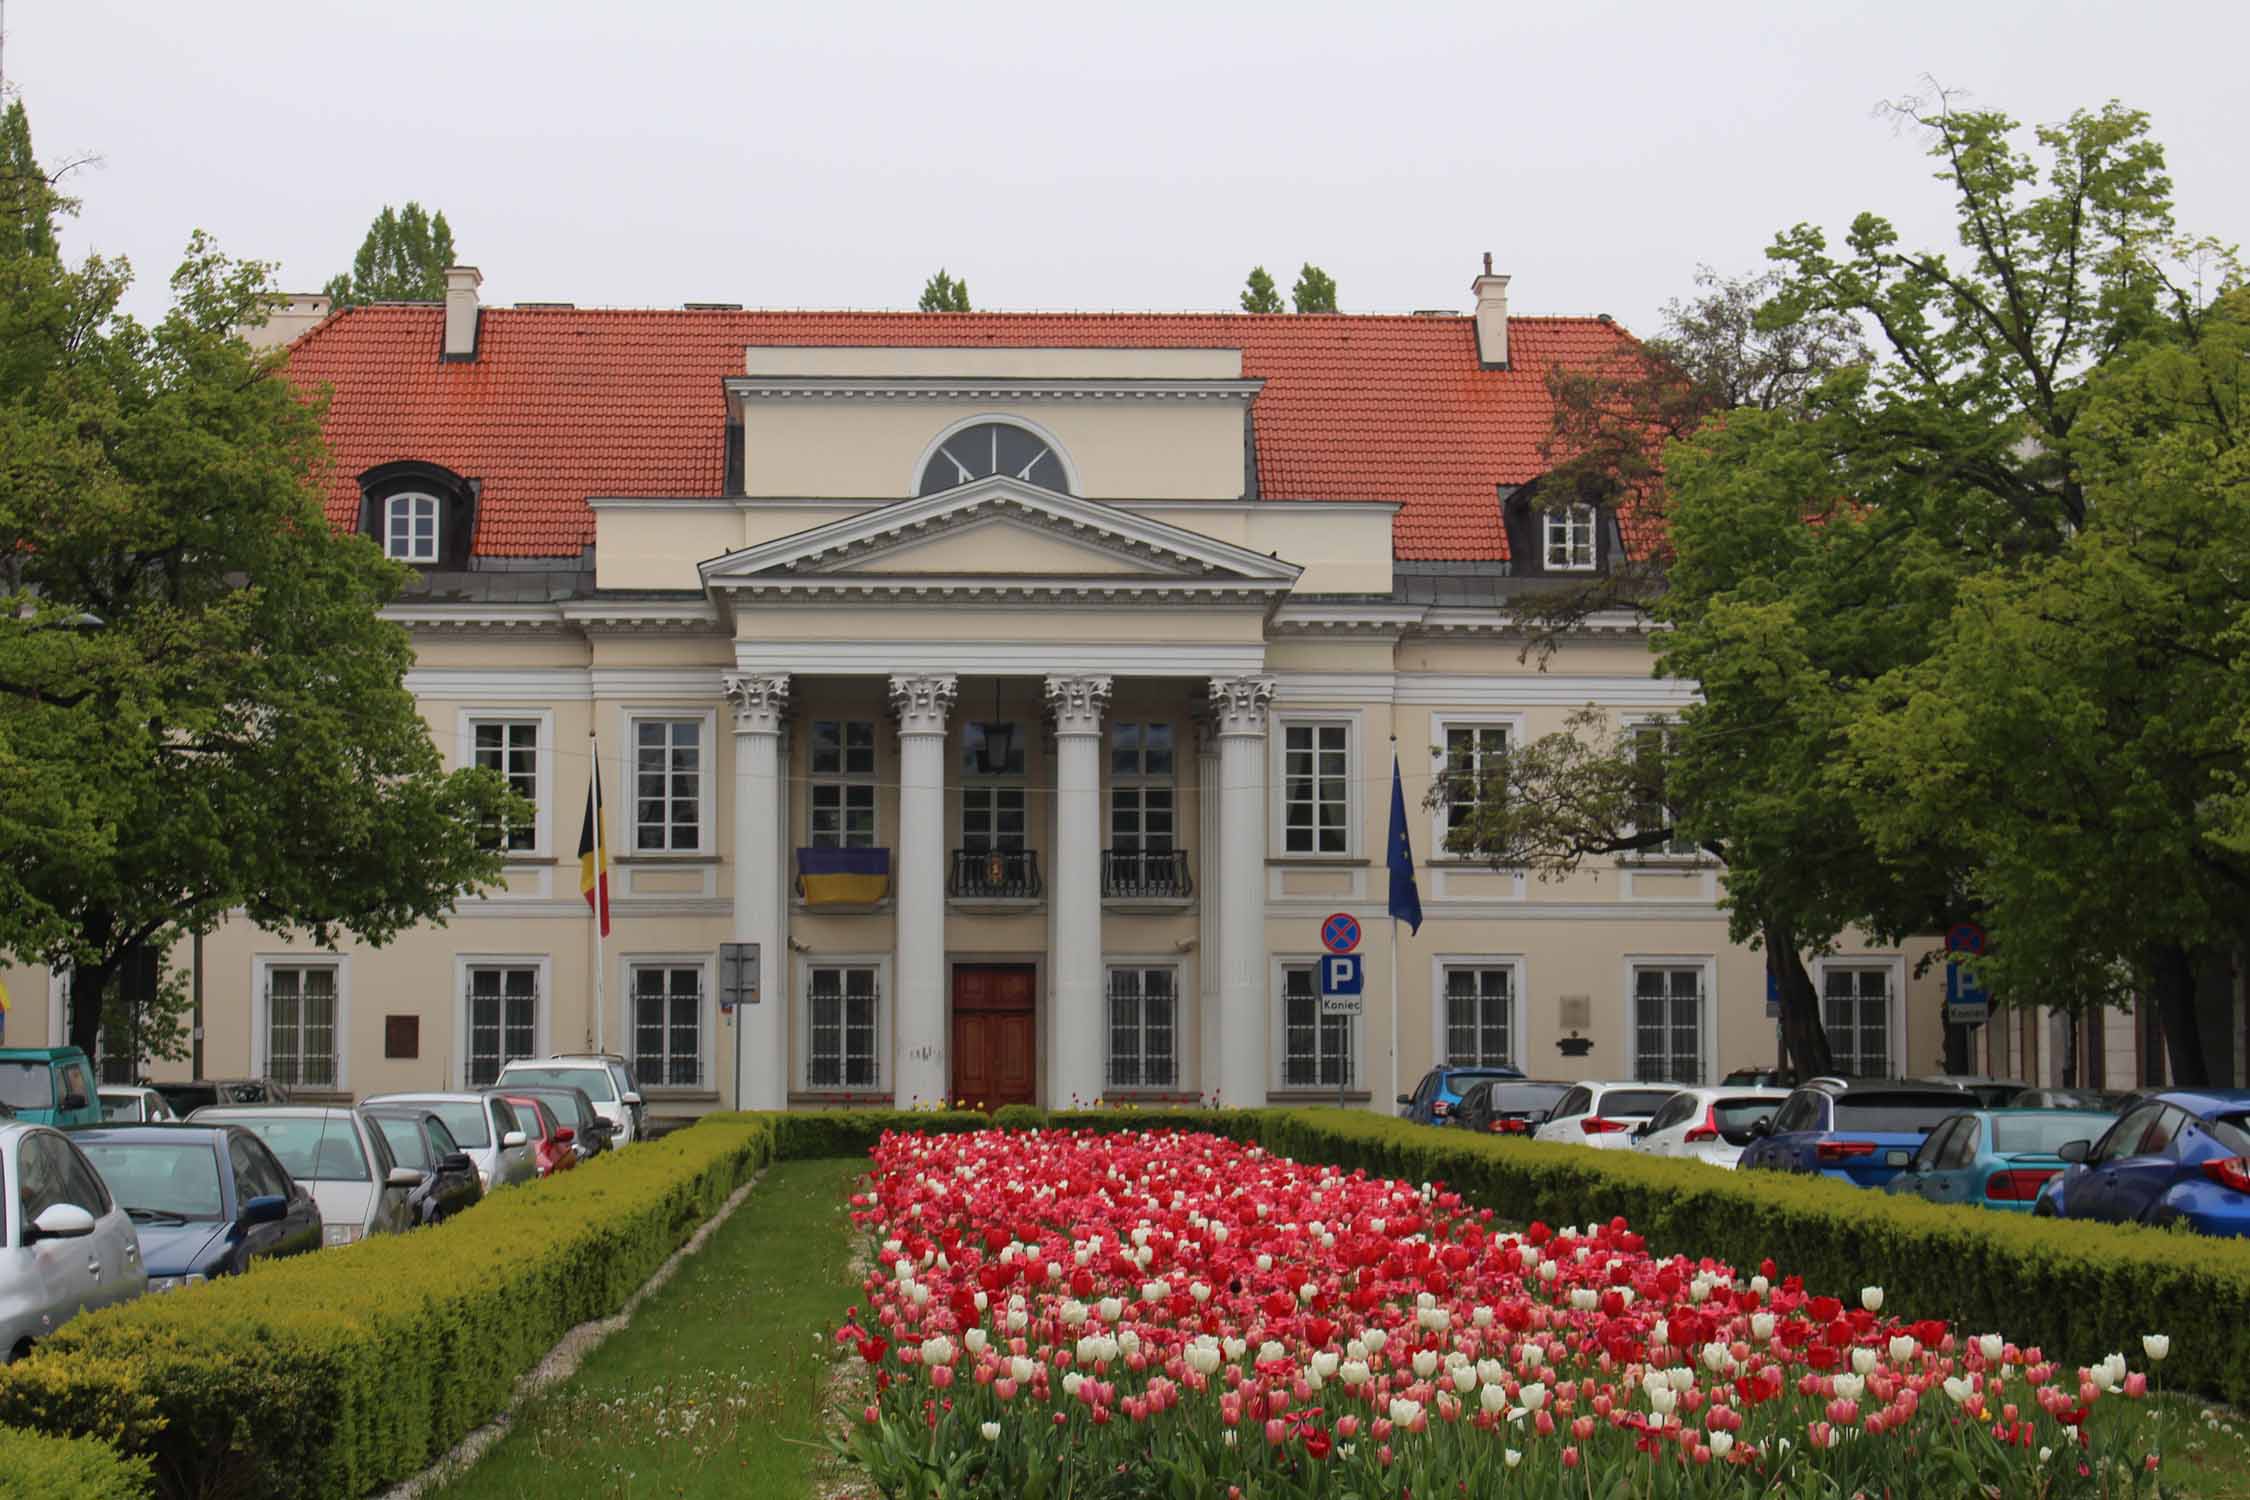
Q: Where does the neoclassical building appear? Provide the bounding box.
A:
[5,263,1990,1114]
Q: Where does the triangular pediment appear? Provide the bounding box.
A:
[699,477,1303,590]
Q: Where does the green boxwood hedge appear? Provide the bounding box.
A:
[0,1424,150,1499]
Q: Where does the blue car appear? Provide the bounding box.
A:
[1739,1080,1972,1188]
[2034,1089,2250,1236]
[1883,1108,2117,1212]
[69,1123,324,1291]
[1398,1064,1527,1126]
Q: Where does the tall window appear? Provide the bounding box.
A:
[466,965,539,1087]
[266,965,339,1089]
[472,720,539,852]
[1438,724,1510,848]
[1632,965,1704,1084]
[1629,723,1697,857]
[962,722,1026,853]
[1543,504,1596,571]
[1280,963,1354,1089]
[809,720,877,848]
[1823,967,1891,1077]
[631,964,703,1087]
[386,493,439,562]
[1106,967,1178,1090]
[1282,723,1350,855]
[807,965,881,1089]
[1443,964,1514,1068]
[633,718,702,852]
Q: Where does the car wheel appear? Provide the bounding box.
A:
[2032,1198,2057,1218]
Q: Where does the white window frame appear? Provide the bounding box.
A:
[807,718,880,849]
[1108,720,1178,854]
[1621,715,1700,861]
[1271,711,1361,859]
[624,953,713,1091]
[961,719,1029,855]
[796,954,890,1095]
[452,954,551,1090]
[1429,715,1523,860]
[623,708,717,857]
[454,708,554,858]
[908,412,1082,497]
[1813,954,1906,1078]
[1103,960,1182,1092]
[1621,955,1716,1087]
[1543,504,1597,572]
[1430,955,1526,1071]
[385,492,440,562]
[251,954,350,1094]
[1272,956,1361,1093]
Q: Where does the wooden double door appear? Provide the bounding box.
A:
[951,965,1036,1110]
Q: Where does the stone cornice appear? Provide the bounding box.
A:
[560,599,724,634]
[381,603,571,635]
[726,579,1284,607]
[724,375,1265,404]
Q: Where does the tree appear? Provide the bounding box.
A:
[1291,263,1337,313]
[1240,266,1284,313]
[322,202,456,308]
[0,102,62,261]
[0,109,521,1065]
[918,268,971,312]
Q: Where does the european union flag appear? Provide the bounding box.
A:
[1387,755,1422,935]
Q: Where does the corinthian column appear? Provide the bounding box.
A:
[890,674,957,1107]
[723,672,789,1110]
[1210,676,1276,1107]
[1045,674,1112,1107]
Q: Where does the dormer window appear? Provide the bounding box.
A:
[1543,505,1597,572]
[385,493,440,562]
[917,421,1070,496]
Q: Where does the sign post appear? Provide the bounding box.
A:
[1943,922,1991,1031]
[1318,915,1363,1108]
[719,942,760,1111]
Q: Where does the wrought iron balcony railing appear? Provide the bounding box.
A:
[1102,848,1193,900]
[948,847,1043,899]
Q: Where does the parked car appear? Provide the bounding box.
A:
[1739,1080,1973,1188]
[2,1121,146,1360]
[505,1084,612,1160]
[98,1086,180,1123]
[149,1078,292,1117]
[1531,1082,1679,1148]
[0,1047,103,1128]
[1883,1108,2116,1213]
[1397,1064,1530,1126]
[70,1123,322,1288]
[1630,1086,1791,1169]
[495,1093,577,1177]
[362,1092,537,1192]
[361,1109,485,1227]
[495,1057,647,1145]
[2013,1087,2130,1112]
[1912,1074,2032,1109]
[1719,1067,1794,1089]
[1449,1079,1571,1136]
[2033,1089,2250,1235]
[189,1106,417,1246]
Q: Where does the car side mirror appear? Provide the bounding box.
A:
[31,1203,97,1240]
[621,1092,644,1109]
[1751,1117,1774,1138]
[241,1194,288,1225]
[441,1152,475,1174]
[2058,1139,2090,1164]
[1396,1094,1413,1108]
[387,1166,424,1189]
[59,1092,87,1113]
[502,1131,527,1149]
[555,1126,575,1143]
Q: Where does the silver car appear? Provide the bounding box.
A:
[496,1057,646,1146]
[3,1122,147,1360]
[361,1093,536,1193]
[98,1086,180,1123]
[190,1107,417,1247]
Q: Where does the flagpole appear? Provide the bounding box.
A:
[1389,916,1400,1116]
[591,731,606,1054]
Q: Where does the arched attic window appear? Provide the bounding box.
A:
[358,461,477,569]
[916,420,1072,496]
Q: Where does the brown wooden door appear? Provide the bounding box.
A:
[952,966,1036,1110]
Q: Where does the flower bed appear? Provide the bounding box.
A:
[837,1128,2176,1498]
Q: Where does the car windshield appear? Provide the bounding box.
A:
[1489,1084,1569,1114]
[1596,1089,1674,1119]
[500,1066,616,1102]
[79,1142,224,1220]
[207,1116,370,1182]
[1832,1093,1968,1134]
[0,1062,52,1111]
[1992,1114,2110,1156]
[372,1117,428,1169]
[520,1090,591,1127]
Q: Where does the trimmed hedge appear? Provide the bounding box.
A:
[0,1116,776,1499]
[0,1424,150,1500]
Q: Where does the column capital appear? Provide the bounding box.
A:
[888,674,959,736]
[1208,675,1277,737]
[1043,674,1113,737]
[723,672,790,735]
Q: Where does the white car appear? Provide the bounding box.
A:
[190,1106,418,1246]
[361,1093,537,1192]
[495,1057,646,1146]
[2,1122,147,1360]
[1531,1081,1680,1149]
[1628,1086,1792,1169]
[98,1086,180,1123]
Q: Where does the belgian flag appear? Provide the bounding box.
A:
[578,758,611,937]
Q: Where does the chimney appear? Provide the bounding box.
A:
[1471,251,1510,369]
[234,292,333,352]
[443,265,483,361]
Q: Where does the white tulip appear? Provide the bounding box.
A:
[1062,1371,1084,1397]
[1189,1281,1211,1304]
[1860,1286,1883,1313]
[1505,1448,1523,1468]
[1097,1297,1122,1323]
[1709,1430,1734,1459]
[1520,1381,1549,1412]
[1703,1342,1733,1375]
[1979,1334,2005,1363]
[1311,1351,1339,1379]
[1538,1262,1560,1283]
[1141,1281,1168,1304]
[1364,1328,1389,1354]
[1649,1385,1678,1417]
[1010,1355,1036,1383]
[1851,1348,1877,1377]
[1943,1377,1979,1408]
[1751,1312,1776,1342]
[1258,1341,1287,1366]
[920,1336,955,1367]
[1667,1367,1696,1392]
[964,1329,988,1355]
[1889,1335,1918,1365]
[1340,1360,1370,1388]
[1473,1305,1495,1327]
[1413,1349,1439,1378]
[1749,1275,1770,1296]
[1831,1373,1864,1404]
[981,1421,1001,1442]
[2144,1334,2171,1363]
[1451,1365,1478,1394]
[1185,1338,1222,1376]
[1389,1397,1424,1428]
[1222,1336,1247,1362]
[1257,1253,1274,1272]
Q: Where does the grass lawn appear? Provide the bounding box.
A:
[2137,1392,2250,1498]
[431,1156,866,1500]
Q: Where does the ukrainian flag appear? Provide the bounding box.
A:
[797,847,891,905]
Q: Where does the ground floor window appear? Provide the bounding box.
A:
[266,965,339,1089]
[808,965,881,1089]
[1443,964,1514,1068]
[631,964,703,1088]
[466,965,539,1086]
[1105,966,1177,1090]
[1632,965,1704,1085]
[1281,963,1354,1089]
[1822,966,1891,1077]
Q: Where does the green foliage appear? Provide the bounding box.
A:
[989,1103,1047,1131]
[0,102,64,262]
[918,267,971,312]
[1289,262,1337,313]
[319,203,455,308]
[0,1424,150,1500]
[1238,265,1283,314]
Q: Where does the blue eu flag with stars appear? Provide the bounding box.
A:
[1387,754,1423,935]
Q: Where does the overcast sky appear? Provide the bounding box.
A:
[11,0,2246,336]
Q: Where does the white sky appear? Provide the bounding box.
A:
[12,0,2247,335]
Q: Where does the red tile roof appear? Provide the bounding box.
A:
[285,307,1638,561]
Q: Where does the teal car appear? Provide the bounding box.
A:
[0,1047,104,1128]
[1883,1107,2117,1212]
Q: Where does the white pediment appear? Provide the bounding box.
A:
[842,517,1160,576]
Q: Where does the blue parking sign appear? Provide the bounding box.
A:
[1320,954,1363,997]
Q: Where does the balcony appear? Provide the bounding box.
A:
[949,847,1043,902]
[1102,848,1194,904]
